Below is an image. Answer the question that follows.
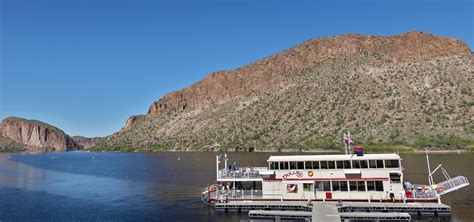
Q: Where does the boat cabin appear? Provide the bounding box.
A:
[263,154,404,201]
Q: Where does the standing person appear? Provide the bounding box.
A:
[231,162,237,172]
[389,186,395,202]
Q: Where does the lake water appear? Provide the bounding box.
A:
[0,152,472,221]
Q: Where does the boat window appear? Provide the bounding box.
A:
[340,181,348,191]
[360,160,368,168]
[385,160,399,168]
[305,161,313,170]
[389,173,401,183]
[314,181,324,191]
[336,161,343,169]
[343,160,351,169]
[375,181,384,191]
[290,161,297,170]
[323,181,331,191]
[352,160,360,169]
[304,183,314,192]
[332,181,341,191]
[328,161,336,169]
[313,161,320,169]
[320,161,328,169]
[376,160,384,168]
[297,161,305,170]
[367,181,375,191]
[349,181,357,191]
[357,181,366,191]
[274,162,279,170]
[270,162,275,170]
[369,160,376,168]
[280,162,289,170]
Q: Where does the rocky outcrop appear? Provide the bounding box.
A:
[100,31,473,151]
[0,117,81,151]
[147,31,470,116]
[72,136,106,149]
[123,115,147,131]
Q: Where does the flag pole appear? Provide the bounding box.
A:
[348,131,352,155]
[344,133,348,155]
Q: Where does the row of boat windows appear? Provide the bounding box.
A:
[269,159,400,170]
[302,181,384,192]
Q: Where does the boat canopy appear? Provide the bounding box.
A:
[267,154,400,162]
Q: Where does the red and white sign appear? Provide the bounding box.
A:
[282,171,304,180]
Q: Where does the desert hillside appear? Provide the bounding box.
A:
[96,31,474,152]
[72,136,107,149]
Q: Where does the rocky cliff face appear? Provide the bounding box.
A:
[123,115,147,131]
[147,31,470,116]
[0,117,81,151]
[72,136,106,149]
[99,31,473,151]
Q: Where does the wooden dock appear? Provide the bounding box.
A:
[215,200,450,221]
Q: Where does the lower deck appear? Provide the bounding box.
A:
[215,200,451,221]
[209,189,438,203]
[209,180,438,203]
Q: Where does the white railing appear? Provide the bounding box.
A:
[211,188,264,202]
[218,168,261,179]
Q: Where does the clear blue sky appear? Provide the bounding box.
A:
[1,0,473,137]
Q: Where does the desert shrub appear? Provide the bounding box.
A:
[411,135,471,150]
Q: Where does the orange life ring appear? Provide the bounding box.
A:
[308,171,314,177]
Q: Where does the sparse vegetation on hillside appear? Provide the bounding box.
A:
[92,33,473,152]
[0,136,27,152]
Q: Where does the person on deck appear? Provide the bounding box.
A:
[389,186,395,202]
[231,162,237,172]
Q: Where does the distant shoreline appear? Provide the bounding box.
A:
[79,148,471,154]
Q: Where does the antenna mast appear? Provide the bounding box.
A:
[426,149,433,187]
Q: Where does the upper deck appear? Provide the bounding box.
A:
[267,153,402,172]
[217,167,268,181]
[268,153,401,162]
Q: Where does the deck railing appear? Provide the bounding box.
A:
[218,167,262,179]
[212,189,264,201]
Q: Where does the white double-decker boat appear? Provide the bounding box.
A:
[202,152,469,204]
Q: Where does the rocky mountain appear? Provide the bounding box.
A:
[72,136,106,149]
[123,115,147,131]
[96,31,474,151]
[0,117,81,152]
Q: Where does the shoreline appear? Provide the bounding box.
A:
[5,149,470,154]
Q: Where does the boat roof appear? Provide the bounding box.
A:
[267,153,400,162]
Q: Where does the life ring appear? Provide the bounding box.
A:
[308,171,314,177]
